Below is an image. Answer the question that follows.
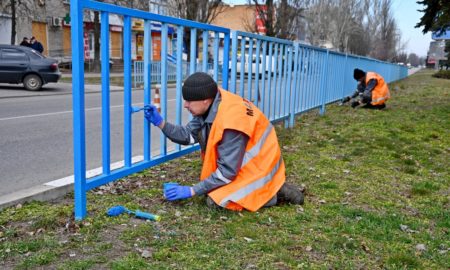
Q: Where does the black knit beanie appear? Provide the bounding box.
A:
[182,72,218,101]
[353,68,366,80]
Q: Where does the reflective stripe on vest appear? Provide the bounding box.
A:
[242,123,274,166]
[219,158,283,207]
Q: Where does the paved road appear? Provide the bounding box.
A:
[0,82,187,197]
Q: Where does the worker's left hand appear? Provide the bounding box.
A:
[164,184,193,201]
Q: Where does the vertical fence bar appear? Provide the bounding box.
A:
[213,31,219,81]
[175,26,184,151]
[289,42,299,124]
[190,28,197,75]
[281,44,289,119]
[265,42,273,116]
[247,38,253,101]
[123,16,132,167]
[160,23,168,155]
[100,11,110,175]
[222,32,230,90]
[319,50,329,115]
[341,54,348,101]
[230,31,238,93]
[239,37,246,97]
[286,44,295,128]
[72,0,86,220]
[254,40,261,107]
[270,43,278,120]
[260,41,267,112]
[202,30,208,72]
[275,44,283,119]
[143,20,152,161]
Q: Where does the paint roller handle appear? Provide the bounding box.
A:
[134,210,161,221]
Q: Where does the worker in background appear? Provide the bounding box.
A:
[342,68,390,109]
[144,72,304,211]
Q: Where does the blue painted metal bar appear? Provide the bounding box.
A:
[123,16,132,168]
[289,43,299,126]
[254,40,261,107]
[202,30,208,72]
[72,0,87,220]
[222,32,230,90]
[83,0,229,33]
[285,45,293,128]
[270,43,278,120]
[190,28,197,75]
[175,26,184,151]
[239,37,246,97]
[230,31,238,93]
[143,20,152,161]
[86,146,200,190]
[160,23,168,155]
[247,38,253,101]
[319,51,330,115]
[100,11,110,175]
[275,44,283,119]
[260,41,267,112]
[213,32,219,81]
[265,42,273,116]
[281,45,289,119]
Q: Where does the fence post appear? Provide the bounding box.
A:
[222,32,230,90]
[288,43,299,128]
[230,31,238,93]
[72,0,87,220]
[341,53,348,100]
[319,50,330,115]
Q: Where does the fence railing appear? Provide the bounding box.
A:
[71,0,408,219]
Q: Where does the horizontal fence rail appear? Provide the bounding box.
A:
[72,0,408,219]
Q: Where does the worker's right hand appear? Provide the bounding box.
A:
[144,104,163,127]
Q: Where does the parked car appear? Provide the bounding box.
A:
[0,44,61,91]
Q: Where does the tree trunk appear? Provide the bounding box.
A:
[93,11,101,73]
[10,0,16,45]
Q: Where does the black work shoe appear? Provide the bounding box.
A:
[277,183,304,205]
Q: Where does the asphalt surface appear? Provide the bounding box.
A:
[0,80,188,206]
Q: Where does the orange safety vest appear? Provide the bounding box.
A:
[200,88,286,212]
[366,72,390,105]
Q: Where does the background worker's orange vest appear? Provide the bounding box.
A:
[201,89,285,212]
[366,72,390,105]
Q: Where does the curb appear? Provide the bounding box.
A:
[0,183,73,211]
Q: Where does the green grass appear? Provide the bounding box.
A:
[0,69,449,269]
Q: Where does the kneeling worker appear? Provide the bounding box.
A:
[144,72,304,211]
[342,68,390,109]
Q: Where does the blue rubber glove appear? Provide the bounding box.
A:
[164,185,193,201]
[144,104,163,127]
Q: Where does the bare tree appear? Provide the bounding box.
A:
[0,0,34,45]
[408,53,420,67]
[165,0,226,61]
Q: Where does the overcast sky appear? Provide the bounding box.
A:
[224,0,432,57]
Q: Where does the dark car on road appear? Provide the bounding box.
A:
[0,44,61,91]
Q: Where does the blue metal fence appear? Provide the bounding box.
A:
[71,0,408,219]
